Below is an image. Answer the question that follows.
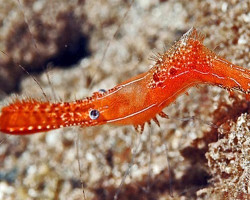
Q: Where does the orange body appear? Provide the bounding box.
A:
[0,28,249,135]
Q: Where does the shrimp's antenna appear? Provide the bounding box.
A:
[16,0,58,102]
[0,50,48,101]
[146,125,153,193]
[0,90,7,100]
[45,63,61,102]
[114,128,142,200]
[88,0,135,89]
[173,115,232,134]
[165,140,173,197]
[75,128,86,200]
[0,135,10,145]
[17,0,38,50]
[159,127,173,197]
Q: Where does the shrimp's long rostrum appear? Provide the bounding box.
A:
[0,28,249,135]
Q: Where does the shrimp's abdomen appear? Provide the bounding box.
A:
[209,58,250,99]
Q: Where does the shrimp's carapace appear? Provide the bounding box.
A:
[0,28,249,135]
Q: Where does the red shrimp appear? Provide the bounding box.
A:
[0,27,249,135]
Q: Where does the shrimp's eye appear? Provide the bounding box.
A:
[99,89,106,93]
[89,109,100,120]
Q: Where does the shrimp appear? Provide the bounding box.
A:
[0,27,249,135]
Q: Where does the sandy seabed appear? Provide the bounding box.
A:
[0,0,249,199]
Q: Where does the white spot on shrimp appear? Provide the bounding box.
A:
[8,128,14,132]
